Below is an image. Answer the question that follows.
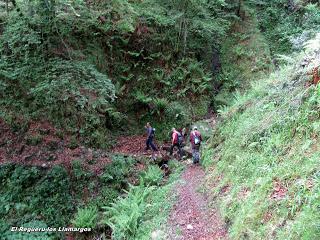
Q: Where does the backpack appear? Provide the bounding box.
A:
[151,128,155,137]
[177,132,183,145]
[193,132,201,145]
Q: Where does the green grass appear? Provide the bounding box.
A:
[204,51,320,239]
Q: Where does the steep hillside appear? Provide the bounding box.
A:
[0,0,237,146]
[214,5,272,108]
[203,34,320,239]
[1,1,320,240]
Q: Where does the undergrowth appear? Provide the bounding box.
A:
[204,42,320,239]
[0,154,141,239]
[103,160,184,240]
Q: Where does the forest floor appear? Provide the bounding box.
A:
[167,165,228,240]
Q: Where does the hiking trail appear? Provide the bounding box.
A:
[167,165,228,240]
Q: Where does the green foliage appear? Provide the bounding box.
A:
[151,98,169,119]
[103,185,154,239]
[251,0,320,53]
[2,220,55,240]
[0,0,237,145]
[100,155,136,190]
[25,134,43,146]
[102,159,183,240]
[33,166,74,226]
[140,165,163,186]
[68,136,79,150]
[0,3,116,147]
[72,206,98,229]
[90,187,120,209]
[0,164,73,238]
[72,160,92,181]
[205,49,320,239]
[217,11,272,97]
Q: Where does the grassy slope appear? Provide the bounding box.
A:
[204,51,320,239]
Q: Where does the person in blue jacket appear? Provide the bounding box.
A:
[145,122,158,151]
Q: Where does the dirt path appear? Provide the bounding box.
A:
[168,165,228,240]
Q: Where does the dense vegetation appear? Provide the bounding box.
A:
[0,0,239,145]
[0,0,320,239]
[203,7,320,240]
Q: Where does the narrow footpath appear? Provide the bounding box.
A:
[168,165,228,240]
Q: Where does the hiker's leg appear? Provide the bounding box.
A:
[178,144,183,158]
[169,144,174,155]
[194,148,200,163]
[192,148,196,163]
[150,138,158,151]
[145,138,150,150]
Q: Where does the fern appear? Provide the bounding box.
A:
[102,185,154,240]
[72,206,98,229]
[140,165,163,186]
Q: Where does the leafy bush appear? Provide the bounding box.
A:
[151,98,169,119]
[33,166,74,226]
[25,134,43,146]
[72,160,91,181]
[90,187,120,209]
[0,165,74,239]
[0,9,116,147]
[100,155,136,189]
[253,0,320,53]
[72,206,98,229]
[140,165,163,186]
[165,101,189,122]
[103,185,154,240]
[101,159,183,240]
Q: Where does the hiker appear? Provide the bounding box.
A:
[170,128,183,158]
[145,122,157,151]
[181,127,187,146]
[190,126,202,164]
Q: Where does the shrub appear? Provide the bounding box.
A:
[90,187,120,209]
[99,155,136,189]
[102,185,154,240]
[140,165,163,186]
[165,101,189,122]
[68,136,79,150]
[25,134,43,146]
[72,160,91,181]
[72,206,98,229]
[151,98,169,119]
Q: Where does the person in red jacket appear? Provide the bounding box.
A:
[170,128,183,158]
[190,126,202,164]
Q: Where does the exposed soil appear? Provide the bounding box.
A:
[270,180,288,201]
[112,134,175,163]
[0,119,111,174]
[168,166,228,240]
